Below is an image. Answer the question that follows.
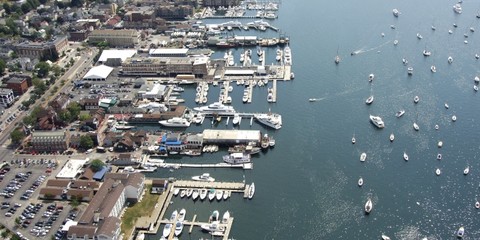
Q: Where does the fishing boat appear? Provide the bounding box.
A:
[358,177,363,187]
[431,65,436,73]
[360,152,367,162]
[389,133,394,142]
[436,168,441,176]
[365,96,374,105]
[365,198,373,214]
[403,152,409,161]
[464,166,470,175]
[248,182,255,199]
[192,173,215,182]
[396,110,405,118]
[215,190,223,201]
[457,226,465,238]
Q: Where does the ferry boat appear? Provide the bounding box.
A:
[369,115,385,128]
[158,117,191,127]
[223,153,251,164]
[193,102,235,115]
[254,112,282,129]
[248,182,255,199]
[192,173,215,182]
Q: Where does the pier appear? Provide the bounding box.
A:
[160,162,253,170]
[271,79,277,102]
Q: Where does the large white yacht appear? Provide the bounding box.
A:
[254,112,282,129]
[369,115,385,128]
[223,152,251,164]
[193,102,235,115]
[158,117,191,127]
[192,173,215,182]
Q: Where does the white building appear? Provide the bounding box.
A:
[0,89,14,107]
[82,65,114,81]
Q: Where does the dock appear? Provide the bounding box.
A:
[160,162,253,170]
[247,82,253,103]
[272,79,277,102]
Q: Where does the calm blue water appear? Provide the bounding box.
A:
[145,1,480,239]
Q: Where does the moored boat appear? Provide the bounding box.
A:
[215,190,223,201]
[457,226,465,238]
[403,152,409,161]
[389,133,394,142]
[360,152,367,162]
[431,65,436,73]
[254,112,282,129]
[464,166,470,175]
[365,96,374,105]
[413,122,419,131]
[223,152,251,164]
[435,168,441,176]
[208,189,216,201]
[163,224,172,238]
[209,210,219,222]
[396,110,405,118]
[192,173,215,182]
[174,221,183,236]
[414,95,420,103]
[178,209,186,222]
[382,234,391,240]
[392,8,400,17]
[365,198,373,214]
[159,117,191,128]
[248,182,255,199]
[437,153,442,160]
[369,115,385,128]
[358,177,363,187]
[222,211,230,224]
[192,189,199,200]
[200,189,208,200]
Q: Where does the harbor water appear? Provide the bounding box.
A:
[146,0,480,239]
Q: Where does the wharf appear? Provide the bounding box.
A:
[161,162,253,170]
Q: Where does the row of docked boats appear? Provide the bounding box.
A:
[173,187,232,201]
[201,210,231,236]
[162,209,187,238]
[202,145,219,153]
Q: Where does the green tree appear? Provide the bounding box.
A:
[79,113,91,121]
[58,110,72,122]
[90,159,105,172]
[1,231,8,238]
[0,59,6,75]
[20,3,31,14]
[67,102,81,119]
[79,135,93,150]
[14,217,21,227]
[3,3,11,15]
[35,61,50,77]
[10,129,25,144]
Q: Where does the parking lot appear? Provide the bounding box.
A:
[0,160,81,239]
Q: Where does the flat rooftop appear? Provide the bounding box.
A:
[56,159,89,179]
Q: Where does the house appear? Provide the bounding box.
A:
[151,179,168,194]
[0,89,14,108]
[114,135,136,152]
[49,94,70,111]
[111,153,137,166]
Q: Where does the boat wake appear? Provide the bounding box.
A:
[352,40,392,55]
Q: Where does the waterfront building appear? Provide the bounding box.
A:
[120,56,208,78]
[88,29,139,48]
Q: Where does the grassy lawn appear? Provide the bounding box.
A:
[121,185,159,237]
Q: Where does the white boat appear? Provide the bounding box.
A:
[215,190,223,201]
[180,189,186,198]
[201,221,224,232]
[185,189,193,198]
[382,235,391,240]
[115,123,136,130]
[192,173,215,182]
[452,115,457,122]
[352,135,356,144]
[232,114,241,125]
[417,33,423,39]
[369,115,385,128]
[275,48,282,61]
[368,74,375,81]
[159,117,191,127]
[474,85,479,92]
[193,102,235,115]
[365,198,373,214]
[174,221,183,236]
[438,141,443,148]
[360,152,367,162]
[192,189,199,200]
[437,154,442,160]
[358,177,363,187]
[464,167,469,175]
[173,188,180,196]
[222,211,230,224]
[396,110,405,118]
[178,209,186,222]
[449,29,453,34]
[200,189,208,200]
[475,201,480,209]
[431,65,436,73]
[223,152,251,164]
[381,32,385,37]
[170,210,178,221]
[475,76,480,83]
[476,54,480,59]
[457,226,465,238]
[254,112,282,129]
[223,190,230,200]
[413,122,419,131]
[414,95,420,103]
[422,49,431,56]
[239,53,244,63]
[192,114,205,124]
[248,182,255,199]
[163,223,172,238]
[453,3,462,14]
[365,96,374,105]
[402,58,408,65]
[334,55,340,64]
[172,86,184,92]
[267,93,274,102]
[392,8,400,17]
[242,94,249,103]
[208,189,216,201]
[209,210,219,222]
[228,85,233,92]
[435,168,441,176]
[389,133,394,142]
[393,40,398,46]
[448,56,453,63]
[445,103,449,109]
[407,67,414,75]
[403,152,409,161]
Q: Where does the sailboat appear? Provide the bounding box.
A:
[334,47,340,64]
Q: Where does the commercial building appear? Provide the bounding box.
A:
[82,65,114,81]
[202,129,261,146]
[120,56,208,77]
[97,49,137,66]
[203,0,240,7]
[89,29,139,47]
[149,48,188,57]
[6,76,31,96]
[14,35,69,60]
[0,89,14,108]
[30,130,70,153]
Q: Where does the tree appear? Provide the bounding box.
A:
[14,217,21,227]
[79,135,93,150]
[3,3,11,15]
[66,102,81,120]
[90,159,105,172]
[10,129,25,144]
[0,59,6,75]
[79,113,91,121]
[35,61,50,77]
[1,231,8,238]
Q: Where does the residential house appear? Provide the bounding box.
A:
[49,94,70,111]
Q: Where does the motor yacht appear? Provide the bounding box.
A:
[414,95,420,103]
[222,211,230,224]
[163,224,172,238]
[389,133,394,142]
[248,182,255,199]
[453,3,462,14]
[192,173,215,182]
[254,112,282,129]
[192,189,199,200]
[174,221,183,236]
[200,189,208,200]
[435,168,441,176]
[369,115,385,128]
[223,153,251,164]
[208,189,216,201]
[457,226,465,238]
[232,114,241,125]
[392,8,400,17]
[413,122,420,131]
[423,50,431,56]
[193,102,235,115]
[159,117,191,127]
[209,210,219,222]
